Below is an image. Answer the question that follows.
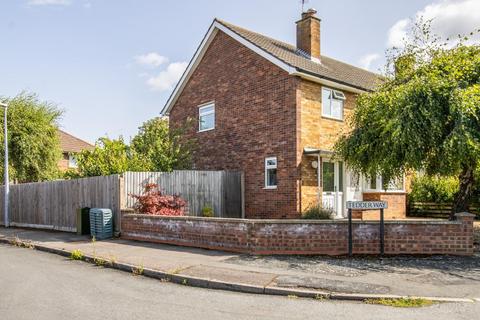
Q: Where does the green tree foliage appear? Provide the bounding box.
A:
[0,92,62,183]
[409,175,459,203]
[335,22,480,215]
[131,117,194,172]
[71,117,194,177]
[68,137,145,178]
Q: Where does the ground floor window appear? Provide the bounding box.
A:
[365,174,404,192]
[265,157,277,188]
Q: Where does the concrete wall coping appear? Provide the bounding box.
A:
[455,212,476,218]
[122,212,462,225]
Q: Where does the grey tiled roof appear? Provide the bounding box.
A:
[216,19,383,91]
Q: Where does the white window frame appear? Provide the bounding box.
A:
[198,102,215,132]
[264,157,277,189]
[364,174,405,192]
[322,87,345,121]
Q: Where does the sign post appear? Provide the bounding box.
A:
[346,201,388,256]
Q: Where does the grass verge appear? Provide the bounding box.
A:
[364,297,434,308]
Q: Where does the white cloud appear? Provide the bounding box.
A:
[146,62,188,92]
[28,0,71,5]
[134,52,169,68]
[358,53,381,71]
[387,19,410,48]
[387,0,480,48]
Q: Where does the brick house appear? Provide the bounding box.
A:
[57,130,94,171]
[164,9,407,219]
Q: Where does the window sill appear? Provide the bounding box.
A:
[321,115,344,122]
[264,186,277,190]
[198,128,215,133]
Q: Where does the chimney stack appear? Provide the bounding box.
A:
[296,8,321,62]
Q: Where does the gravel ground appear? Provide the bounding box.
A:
[226,253,480,281]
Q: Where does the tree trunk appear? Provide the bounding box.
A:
[451,166,475,219]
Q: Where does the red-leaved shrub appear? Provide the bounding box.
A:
[129,183,186,216]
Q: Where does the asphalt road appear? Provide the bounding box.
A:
[0,244,478,320]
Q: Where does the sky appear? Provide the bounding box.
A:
[1,0,479,143]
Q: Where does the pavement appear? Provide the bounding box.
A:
[2,244,479,320]
[1,227,479,302]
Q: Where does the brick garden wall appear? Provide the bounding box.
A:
[121,212,475,256]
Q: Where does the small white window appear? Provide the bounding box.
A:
[68,154,78,168]
[322,88,345,120]
[265,157,277,189]
[332,90,346,100]
[199,103,215,132]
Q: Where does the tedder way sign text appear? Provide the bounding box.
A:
[346,201,388,210]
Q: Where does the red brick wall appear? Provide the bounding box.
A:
[169,31,300,219]
[121,212,475,256]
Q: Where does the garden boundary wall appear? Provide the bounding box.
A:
[121,211,475,256]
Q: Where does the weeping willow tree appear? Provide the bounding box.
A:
[335,21,480,216]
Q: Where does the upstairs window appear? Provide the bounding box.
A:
[199,103,215,132]
[322,88,345,120]
[265,157,277,189]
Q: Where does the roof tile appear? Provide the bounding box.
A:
[58,130,94,153]
[216,19,383,91]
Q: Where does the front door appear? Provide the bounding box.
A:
[322,160,344,218]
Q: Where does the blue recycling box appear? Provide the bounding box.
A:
[89,208,113,240]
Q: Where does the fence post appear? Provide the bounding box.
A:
[115,174,125,236]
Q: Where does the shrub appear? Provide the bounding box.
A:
[302,204,334,220]
[409,175,459,203]
[70,249,84,260]
[201,205,214,217]
[130,183,186,216]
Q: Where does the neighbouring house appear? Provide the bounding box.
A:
[164,9,407,219]
[57,129,94,171]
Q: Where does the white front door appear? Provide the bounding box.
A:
[322,160,344,218]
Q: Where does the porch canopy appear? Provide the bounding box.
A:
[303,147,334,157]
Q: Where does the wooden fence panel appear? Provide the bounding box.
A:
[123,171,243,218]
[0,175,121,232]
[0,170,243,232]
[408,202,480,219]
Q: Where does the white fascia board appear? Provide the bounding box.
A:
[161,23,219,115]
[290,70,367,94]
[162,21,296,115]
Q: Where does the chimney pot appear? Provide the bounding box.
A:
[302,8,317,19]
[296,8,321,62]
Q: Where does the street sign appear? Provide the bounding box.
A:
[346,200,388,256]
[346,201,388,210]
